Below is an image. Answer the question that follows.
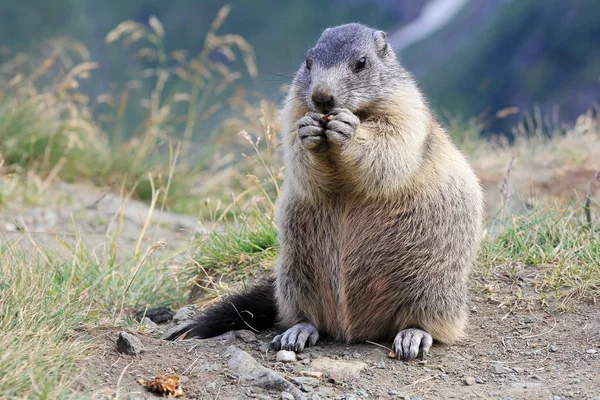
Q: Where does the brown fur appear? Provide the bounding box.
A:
[274,79,484,345]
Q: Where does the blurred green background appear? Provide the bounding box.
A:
[2,0,598,139]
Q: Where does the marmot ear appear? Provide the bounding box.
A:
[373,30,389,57]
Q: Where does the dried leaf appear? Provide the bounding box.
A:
[144,373,184,398]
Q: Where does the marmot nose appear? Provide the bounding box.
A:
[311,92,335,113]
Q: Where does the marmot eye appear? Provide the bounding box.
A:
[355,57,367,71]
[306,59,313,71]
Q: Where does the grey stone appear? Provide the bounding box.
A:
[548,345,559,352]
[463,376,476,386]
[586,348,598,354]
[280,392,295,400]
[475,378,484,384]
[173,306,196,323]
[310,357,367,381]
[141,317,158,329]
[356,390,368,398]
[226,346,303,400]
[490,364,514,374]
[235,330,259,343]
[116,331,145,355]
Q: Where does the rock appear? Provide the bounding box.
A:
[226,346,303,400]
[291,377,319,388]
[134,307,174,324]
[256,395,271,400]
[299,371,323,379]
[548,345,559,352]
[490,364,514,374]
[296,353,311,361]
[463,376,476,386]
[235,330,259,343]
[277,350,297,363]
[356,390,368,398]
[375,360,386,369]
[173,306,196,323]
[160,321,194,340]
[475,378,484,384]
[310,395,321,400]
[280,392,295,400]
[586,348,597,354]
[141,317,158,330]
[310,357,367,381]
[116,332,145,355]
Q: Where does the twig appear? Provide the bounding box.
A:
[365,340,394,353]
[115,361,133,399]
[520,320,557,339]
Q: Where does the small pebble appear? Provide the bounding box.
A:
[586,348,597,354]
[475,377,484,384]
[548,345,559,352]
[375,360,386,369]
[463,376,476,386]
[276,350,297,362]
[356,390,368,398]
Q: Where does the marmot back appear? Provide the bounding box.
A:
[164,23,484,362]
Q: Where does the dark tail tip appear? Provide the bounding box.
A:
[162,277,277,341]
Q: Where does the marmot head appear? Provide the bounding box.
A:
[291,23,410,117]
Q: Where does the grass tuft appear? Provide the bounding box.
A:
[480,202,600,304]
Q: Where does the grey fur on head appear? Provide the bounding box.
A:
[292,23,408,115]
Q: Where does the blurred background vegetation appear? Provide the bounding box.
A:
[2,0,598,142]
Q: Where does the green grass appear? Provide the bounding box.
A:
[0,221,186,399]
[480,202,600,304]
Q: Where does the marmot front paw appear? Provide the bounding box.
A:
[324,108,360,147]
[297,112,328,151]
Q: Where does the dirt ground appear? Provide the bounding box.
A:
[73,279,600,400]
[2,182,599,400]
